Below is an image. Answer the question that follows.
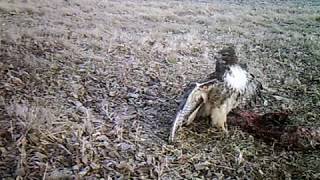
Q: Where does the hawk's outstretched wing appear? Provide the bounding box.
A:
[169,79,218,142]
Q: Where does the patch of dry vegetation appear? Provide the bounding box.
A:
[0,0,319,179]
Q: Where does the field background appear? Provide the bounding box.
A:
[0,0,319,179]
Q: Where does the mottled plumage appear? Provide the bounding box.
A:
[169,80,217,142]
[169,46,262,142]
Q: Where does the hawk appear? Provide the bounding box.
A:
[169,46,262,142]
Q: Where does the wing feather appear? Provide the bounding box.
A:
[243,73,263,106]
[169,79,218,142]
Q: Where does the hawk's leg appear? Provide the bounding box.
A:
[210,106,228,133]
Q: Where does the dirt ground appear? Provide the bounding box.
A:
[0,0,319,179]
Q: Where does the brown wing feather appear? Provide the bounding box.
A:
[242,73,263,107]
[169,80,218,142]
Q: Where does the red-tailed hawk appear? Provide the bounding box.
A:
[169,46,262,142]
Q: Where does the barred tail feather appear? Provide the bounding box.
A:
[169,111,184,142]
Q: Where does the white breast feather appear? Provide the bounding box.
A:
[224,65,248,92]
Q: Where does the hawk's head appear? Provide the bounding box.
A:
[215,46,238,80]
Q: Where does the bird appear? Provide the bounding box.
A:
[169,46,262,142]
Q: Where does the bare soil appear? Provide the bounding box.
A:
[0,0,319,179]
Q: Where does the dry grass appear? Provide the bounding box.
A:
[0,0,320,179]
